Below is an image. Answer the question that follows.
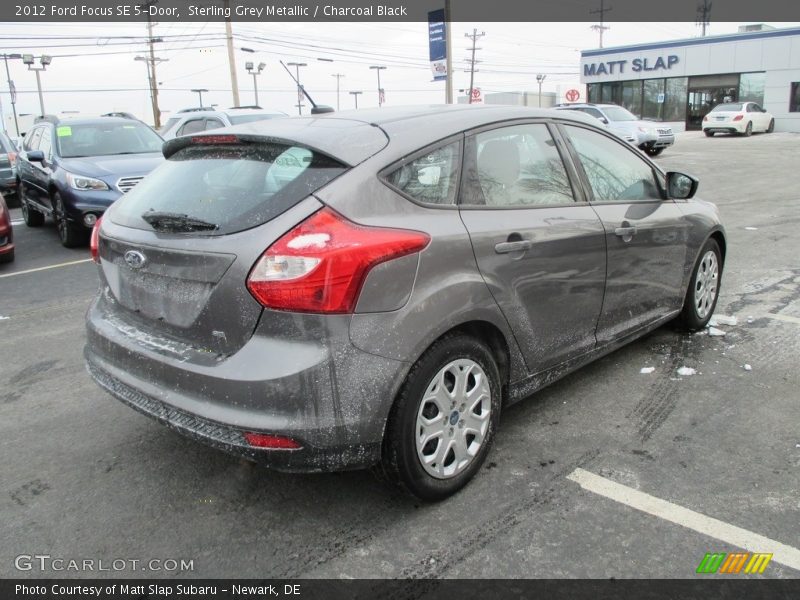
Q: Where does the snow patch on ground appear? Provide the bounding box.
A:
[710,315,738,326]
[744,226,758,231]
[743,364,752,371]
[707,326,726,337]
[677,366,697,376]
[640,367,655,374]
[0,315,9,320]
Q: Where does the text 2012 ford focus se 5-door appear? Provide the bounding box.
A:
[85,105,725,501]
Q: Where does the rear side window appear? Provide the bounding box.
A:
[110,142,347,235]
[178,119,206,136]
[384,140,461,205]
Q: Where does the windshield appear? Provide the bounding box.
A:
[711,103,744,112]
[110,142,346,236]
[158,117,180,136]
[57,122,163,158]
[603,106,638,122]
[228,114,285,125]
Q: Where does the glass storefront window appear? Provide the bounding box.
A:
[791,82,800,112]
[664,77,688,121]
[642,79,665,121]
[621,81,643,117]
[739,72,766,105]
[587,83,601,104]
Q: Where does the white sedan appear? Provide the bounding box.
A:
[702,101,775,137]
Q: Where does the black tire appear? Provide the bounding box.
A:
[53,192,87,248]
[704,130,714,137]
[379,333,502,501]
[0,247,14,263]
[743,121,753,137]
[20,183,44,227]
[646,147,664,157]
[677,238,722,331]
[767,119,775,133]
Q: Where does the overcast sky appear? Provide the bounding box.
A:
[1,20,799,128]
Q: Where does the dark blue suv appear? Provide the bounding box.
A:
[17,116,164,246]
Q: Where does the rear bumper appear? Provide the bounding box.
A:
[84,295,407,472]
[703,121,747,134]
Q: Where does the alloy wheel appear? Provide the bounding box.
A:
[694,250,719,320]
[415,359,491,479]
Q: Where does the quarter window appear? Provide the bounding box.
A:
[461,124,575,207]
[564,125,662,203]
[384,140,461,205]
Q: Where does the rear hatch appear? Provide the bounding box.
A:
[96,120,388,357]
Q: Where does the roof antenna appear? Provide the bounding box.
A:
[280,61,335,115]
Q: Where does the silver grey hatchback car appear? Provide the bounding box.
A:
[85,105,725,500]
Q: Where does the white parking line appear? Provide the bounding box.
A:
[11,219,24,225]
[0,258,92,279]
[764,313,800,325]
[567,468,800,572]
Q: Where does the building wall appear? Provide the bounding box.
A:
[580,28,800,132]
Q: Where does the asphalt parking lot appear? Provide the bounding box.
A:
[1,130,798,580]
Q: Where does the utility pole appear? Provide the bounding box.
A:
[369,65,387,107]
[224,0,240,107]
[536,74,546,108]
[287,62,307,115]
[444,0,453,104]
[465,29,485,104]
[331,73,345,111]
[137,1,165,128]
[349,91,362,109]
[590,0,612,48]
[696,0,712,36]
[2,54,20,136]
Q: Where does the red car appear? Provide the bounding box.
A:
[0,194,14,263]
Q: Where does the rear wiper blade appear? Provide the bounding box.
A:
[141,211,218,232]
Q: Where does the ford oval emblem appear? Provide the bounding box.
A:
[124,250,147,269]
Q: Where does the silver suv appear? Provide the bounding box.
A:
[159,107,288,141]
[85,105,724,500]
[555,103,675,156]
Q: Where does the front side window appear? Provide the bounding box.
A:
[564,125,662,203]
[461,123,574,207]
[177,119,206,136]
[384,140,461,206]
[38,128,52,159]
[25,127,42,151]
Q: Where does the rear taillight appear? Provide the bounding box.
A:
[90,217,102,263]
[244,432,302,449]
[733,115,744,121]
[246,207,430,314]
[7,152,17,166]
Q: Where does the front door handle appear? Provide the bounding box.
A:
[495,240,533,254]
[614,226,637,237]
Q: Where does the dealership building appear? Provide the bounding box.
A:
[580,25,800,132]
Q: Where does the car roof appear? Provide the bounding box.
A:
[34,116,145,127]
[166,104,602,166]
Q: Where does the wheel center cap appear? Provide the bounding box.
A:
[449,411,460,426]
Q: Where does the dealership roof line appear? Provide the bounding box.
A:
[581,26,800,58]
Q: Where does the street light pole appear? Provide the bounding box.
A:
[536,74,546,108]
[191,88,208,107]
[245,61,266,106]
[287,62,307,115]
[22,54,51,116]
[349,91,362,109]
[369,65,386,107]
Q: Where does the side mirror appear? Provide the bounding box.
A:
[27,150,45,162]
[600,118,609,124]
[666,171,699,200]
[762,108,767,113]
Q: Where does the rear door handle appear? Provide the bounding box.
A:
[495,240,533,254]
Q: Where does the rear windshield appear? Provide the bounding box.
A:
[57,122,163,158]
[110,142,347,236]
[228,114,285,125]
[711,103,743,112]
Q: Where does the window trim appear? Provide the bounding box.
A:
[378,133,465,210]
[457,119,585,211]
[556,121,669,206]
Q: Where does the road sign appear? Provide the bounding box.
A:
[565,89,580,102]
[471,87,482,103]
